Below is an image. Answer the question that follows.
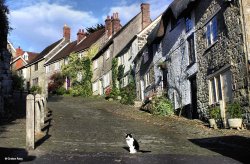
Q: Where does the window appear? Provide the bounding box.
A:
[78,52,83,59]
[143,51,149,63]
[23,53,28,60]
[103,72,110,88]
[65,58,69,65]
[106,49,110,60]
[144,72,150,87]
[32,78,38,86]
[206,16,218,47]
[77,72,82,82]
[34,63,38,71]
[187,34,195,64]
[185,14,193,32]
[93,60,98,69]
[46,65,50,73]
[209,70,232,104]
[55,62,60,70]
[92,82,98,92]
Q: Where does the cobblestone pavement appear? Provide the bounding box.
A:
[1,96,250,163]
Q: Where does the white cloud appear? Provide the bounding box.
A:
[8,2,99,52]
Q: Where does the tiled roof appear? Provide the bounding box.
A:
[92,13,141,60]
[26,52,39,62]
[73,28,105,53]
[45,41,77,65]
[45,28,105,65]
[27,39,63,66]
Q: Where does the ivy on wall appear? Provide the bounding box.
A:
[62,45,99,97]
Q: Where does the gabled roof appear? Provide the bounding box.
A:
[44,28,106,66]
[73,28,105,53]
[26,52,39,62]
[92,13,141,60]
[45,41,77,65]
[26,39,63,66]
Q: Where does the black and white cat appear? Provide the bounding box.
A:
[125,133,139,154]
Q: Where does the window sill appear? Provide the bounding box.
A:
[204,40,218,54]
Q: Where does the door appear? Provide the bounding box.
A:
[190,75,198,119]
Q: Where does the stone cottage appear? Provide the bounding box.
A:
[44,28,106,90]
[92,3,151,95]
[195,0,249,124]
[131,15,162,101]
[23,25,71,94]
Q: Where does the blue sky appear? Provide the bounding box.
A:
[7,0,171,52]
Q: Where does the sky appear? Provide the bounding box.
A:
[6,0,172,53]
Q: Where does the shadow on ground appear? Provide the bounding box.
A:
[0,147,36,163]
[35,110,53,149]
[189,135,250,163]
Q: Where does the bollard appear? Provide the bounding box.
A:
[35,94,41,133]
[26,94,35,150]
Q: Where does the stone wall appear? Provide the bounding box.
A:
[0,49,12,116]
[195,0,249,119]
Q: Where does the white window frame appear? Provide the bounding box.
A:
[55,62,60,70]
[93,60,98,69]
[209,75,223,105]
[144,72,150,88]
[92,82,98,92]
[103,72,110,88]
[46,65,50,73]
[106,49,110,60]
[206,16,218,47]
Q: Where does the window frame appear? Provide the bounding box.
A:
[206,16,218,47]
[187,34,196,65]
[185,13,193,32]
[34,63,38,71]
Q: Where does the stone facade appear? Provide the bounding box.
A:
[92,3,151,96]
[195,0,249,121]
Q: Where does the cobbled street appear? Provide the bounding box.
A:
[1,96,250,163]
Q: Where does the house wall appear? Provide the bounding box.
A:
[195,0,249,119]
[29,59,46,93]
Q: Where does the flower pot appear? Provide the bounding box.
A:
[228,118,243,130]
[209,119,217,129]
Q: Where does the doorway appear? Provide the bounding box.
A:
[190,75,198,119]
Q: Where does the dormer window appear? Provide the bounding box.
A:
[23,53,28,60]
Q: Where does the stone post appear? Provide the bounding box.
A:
[26,94,35,150]
[35,94,41,133]
[40,95,45,126]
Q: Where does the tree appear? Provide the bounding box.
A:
[86,24,105,35]
[0,0,10,49]
[61,45,99,97]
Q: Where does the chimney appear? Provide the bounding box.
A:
[77,29,85,44]
[63,24,71,41]
[141,3,151,29]
[112,12,121,34]
[105,16,112,38]
[15,46,23,57]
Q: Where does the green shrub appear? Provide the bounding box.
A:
[56,87,67,95]
[208,105,221,119]
[151,96,174,116]
[120,83,136,105]
[12,73,24,90]
[30,85,42,94]
[226,102,243,118]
